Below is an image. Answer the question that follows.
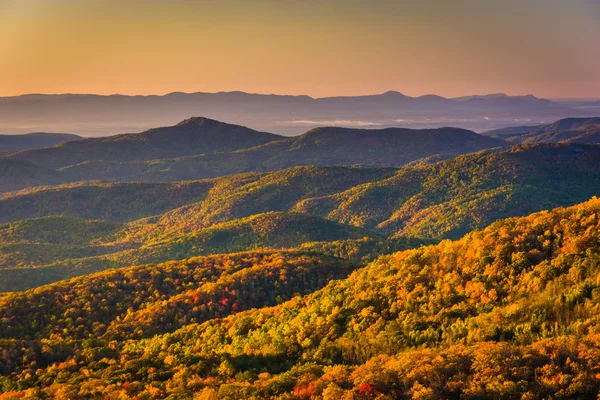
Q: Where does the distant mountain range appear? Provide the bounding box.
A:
[3,117,503,189]
[1,91,598,136]
[3,116,600,194]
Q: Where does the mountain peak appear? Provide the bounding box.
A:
[380,90,409,98]
[175,116,222,126]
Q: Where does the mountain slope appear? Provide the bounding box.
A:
[3,197,600,398]
[118,143,600,241]
[0,216,123,269]
[3,144,600,242]
[0,180,214,224]
[0,251,353,341]
[0,132,80,152]
[498,117,600,144]
[59,125,506,182]
[4,143,600,291]
[10,117,284,169]
[0,158,67,193]
[0,212,382,291]
[481,124,542,136]
[296,143,600,238]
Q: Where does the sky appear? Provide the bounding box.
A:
[0,0,599,99]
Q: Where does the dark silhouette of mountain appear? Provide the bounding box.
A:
[50,121,506,182]
[0,132,80,152]
[0,158,67,193]
[9,117,283,169]
[0,91,596,136]
[490,117,600,144]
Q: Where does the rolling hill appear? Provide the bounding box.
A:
[0,180,214,223]
[2,196,600,398]
[57,124,506,182]
[9,117,284,169]
[0,166,393,224]
[2,144,600,292]
[0,251,354,341]
[0,158,68,193]
[3,144,600,240]
[105,144,600,241]
[0,212,382,291]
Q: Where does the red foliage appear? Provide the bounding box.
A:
[359,383,378,398]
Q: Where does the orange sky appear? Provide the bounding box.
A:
[0,0,599,98]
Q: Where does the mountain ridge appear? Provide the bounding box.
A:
[9,117,284,170]
[2,90,596,135]
[484,117,600,144]
[18,120,506,183]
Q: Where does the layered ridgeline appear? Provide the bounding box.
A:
[3,196,600,398]
[5,117,505,185]
[0,212,385,291]
[1,90,583,136]
[58,125,505,182]
[2,144,600,290]
[4,144,592,236]
[484,117,600,144]
[0,167,397,290]
[8,117,284,170]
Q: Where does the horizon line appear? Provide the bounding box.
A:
[0,89,571,101]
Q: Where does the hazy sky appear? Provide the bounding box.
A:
[0,0,599,98]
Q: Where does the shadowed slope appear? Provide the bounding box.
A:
[10,117,284,169]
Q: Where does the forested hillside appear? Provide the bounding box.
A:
[3,118,505,184]
[0,212,384,291]
[2,116,600,399]
[2,197,600,398]
[3,144,600,291]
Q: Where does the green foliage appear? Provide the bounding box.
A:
[0,216,121,246]
[0,180,213,224]
[300,143,600,238]
[0,211,382,291]
[4,143,600,291]
[0,250,351,342]
[3,197,600,398]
